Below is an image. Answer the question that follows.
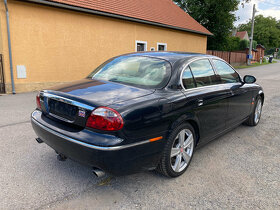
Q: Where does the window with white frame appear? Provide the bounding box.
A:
[135,41,147,52]
[157,43,167,51]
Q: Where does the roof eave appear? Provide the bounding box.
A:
[22,0,213,36]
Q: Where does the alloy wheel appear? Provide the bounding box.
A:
[254,99,262,124]
[170,129,194,172]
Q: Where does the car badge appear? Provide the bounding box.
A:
[78,109,86,118]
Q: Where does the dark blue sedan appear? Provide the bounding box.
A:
[31,52,264,177]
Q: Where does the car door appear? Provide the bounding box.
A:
[181,59,231,143]
[212,59,253,127]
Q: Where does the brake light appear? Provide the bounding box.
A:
[86,107,123,131]
[36,93,42,110]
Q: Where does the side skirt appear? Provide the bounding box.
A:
[196,117,249,149]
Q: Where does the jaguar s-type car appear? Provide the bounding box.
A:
[31,52,264,177]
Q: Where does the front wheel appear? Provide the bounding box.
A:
[245,97,263,126]
[157,123,195,177]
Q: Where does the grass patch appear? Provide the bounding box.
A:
[234,61,277,69]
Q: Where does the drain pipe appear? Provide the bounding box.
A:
[4,0,15,94]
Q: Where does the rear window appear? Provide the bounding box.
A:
[88,56,171,89]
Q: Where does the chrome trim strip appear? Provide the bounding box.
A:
[179,57,212,91]
[49,113,75,123]
[179,56,243,92]
[210,57,243,82]
[31,118,151,151]
[41,92,94,111]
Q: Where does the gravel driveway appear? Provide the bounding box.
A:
[0,62,279,209]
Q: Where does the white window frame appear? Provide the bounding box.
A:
[157,42,167,51]
[135,40,147,52]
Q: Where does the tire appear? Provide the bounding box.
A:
[245,96,263,126]
[157,123,196,177]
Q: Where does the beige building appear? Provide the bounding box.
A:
[0,0,211,93]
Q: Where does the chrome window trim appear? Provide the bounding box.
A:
[180,57,216,91]
[31,118,151,151]
[41,92,94,111]
[211,58,242,83]
[180,56,243,92]
[182,83,239,93]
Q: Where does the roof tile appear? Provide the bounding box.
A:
[46,0,212,35]
[235,31,247,39]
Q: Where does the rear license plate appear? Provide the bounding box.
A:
[48,99,77,121]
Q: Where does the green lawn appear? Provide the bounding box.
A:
[234,61,277,69]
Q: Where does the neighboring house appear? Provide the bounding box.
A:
[0,0,212,93]
[255,44,266,61]
[242,45,265,63]
[233,31,250,41]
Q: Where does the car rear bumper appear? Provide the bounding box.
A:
[31,111,164,175]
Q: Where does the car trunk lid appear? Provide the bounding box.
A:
[39,79,154,127]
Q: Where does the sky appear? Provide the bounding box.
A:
[234,0,280,26]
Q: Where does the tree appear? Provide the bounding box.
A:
[238,15,280,50]
[239,39,249,49]
[226,37,241,51]
[173,0,239,50]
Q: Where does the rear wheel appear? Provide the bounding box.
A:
[245,97,263,126]
[157,123,195,177]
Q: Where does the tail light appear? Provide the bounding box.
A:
[36,93,42,110]
[86,107,123,131]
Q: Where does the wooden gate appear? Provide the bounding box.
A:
[0,55,5,93]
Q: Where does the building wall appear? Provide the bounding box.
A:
[243,32,249,41]
[0,0,207,93]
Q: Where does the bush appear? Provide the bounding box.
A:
[226,37,241,51]
[240,39,249,49]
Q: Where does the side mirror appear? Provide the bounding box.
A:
[243,75,256,84]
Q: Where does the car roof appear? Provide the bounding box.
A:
[122,51,214,65]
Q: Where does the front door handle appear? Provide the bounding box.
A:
[198,99,203,106]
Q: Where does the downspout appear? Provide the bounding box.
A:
[4,0,15,94]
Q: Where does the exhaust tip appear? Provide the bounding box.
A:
[92,167,105,178]
[57,154,67,161]
[36,138,44,143]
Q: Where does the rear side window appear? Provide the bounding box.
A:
[189,59,219,87]
[182,66,196,89]
[212,59,240,83]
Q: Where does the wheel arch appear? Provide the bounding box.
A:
[187,119,200,146]
[258,90,264,104]
[168,115,200,146]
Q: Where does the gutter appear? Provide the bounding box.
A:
[23,0,212,36]
[4,0,16,94]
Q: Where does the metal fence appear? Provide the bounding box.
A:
[207,50,247,65]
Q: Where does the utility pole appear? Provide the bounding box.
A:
[248,4,256,65]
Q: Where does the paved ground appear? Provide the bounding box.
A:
[1,62,280,210]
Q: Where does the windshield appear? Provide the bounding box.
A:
[88,56,171,89]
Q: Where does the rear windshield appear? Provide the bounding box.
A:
[88,56,171,89]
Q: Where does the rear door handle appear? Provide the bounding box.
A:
[198,99,203,106]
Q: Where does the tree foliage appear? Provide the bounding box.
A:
[226,37,241,51]
[239,39,249,49]
[173,0,239,50]
[224,37,256,51]
[238,15,280,49]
